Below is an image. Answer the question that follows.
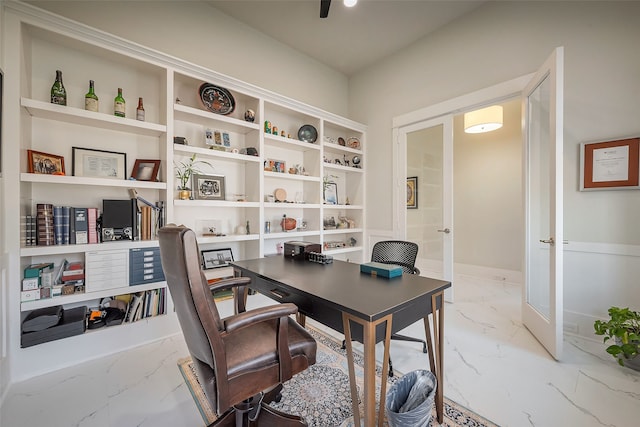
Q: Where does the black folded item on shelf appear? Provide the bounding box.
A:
[21,305,63,332]
[21,306,87,348]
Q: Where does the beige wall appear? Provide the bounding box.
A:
[350,1,640,248]
[28,1,349,116]
[453,99,522,272]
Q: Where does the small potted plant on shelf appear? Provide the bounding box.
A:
[174,154,212,200]
[594,306,640,370]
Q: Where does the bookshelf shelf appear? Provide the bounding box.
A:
[20,173,167,189]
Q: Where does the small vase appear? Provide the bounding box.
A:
[179,189,191,200]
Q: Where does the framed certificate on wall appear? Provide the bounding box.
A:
[580,138,640,190]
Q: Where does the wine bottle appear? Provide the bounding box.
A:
[136,97,145,121]
[114,87,126,117]
[84,80,99,112]
[50,70,67,106]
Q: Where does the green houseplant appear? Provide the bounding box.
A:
[594,306,640,369]
[174,154,212,200]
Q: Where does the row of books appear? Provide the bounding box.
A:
[24,205,98,246]
[124,288,167,323]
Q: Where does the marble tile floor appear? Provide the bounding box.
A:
[2,275,639,427]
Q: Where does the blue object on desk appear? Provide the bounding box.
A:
[360,262,403,278]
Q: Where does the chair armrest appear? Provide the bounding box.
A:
[413,267,421,275]
[224,303,298,333]
[208,276,251,293]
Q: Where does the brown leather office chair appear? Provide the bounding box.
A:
[158,225,317,427]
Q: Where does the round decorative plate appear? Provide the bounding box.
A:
[274,188,287,202]
[298,124,318,143]
[199,83,235,115]
[346,137,361,149]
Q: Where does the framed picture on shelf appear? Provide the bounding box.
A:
[407,176,418,209]
[27,150,65,175]
[265,158,286,173]
[193,173,225,200]
[324,182,338,205]
[580,138,640,190]
[72,147,125,179]
[222,132,231,147]
[201,248,234,269]
[131,159,161,182]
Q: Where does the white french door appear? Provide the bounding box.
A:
[397,117,454,302]
[522,47,564,360]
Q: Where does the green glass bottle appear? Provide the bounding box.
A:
[114,87,126,117]
[50,70,67,106]
[84,80,99,112]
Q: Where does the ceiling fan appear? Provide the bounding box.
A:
[320,0,331,18]
[320,0,356,18]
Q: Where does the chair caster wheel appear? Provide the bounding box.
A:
[274,393,282,403]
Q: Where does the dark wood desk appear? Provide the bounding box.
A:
[232,257,451,426]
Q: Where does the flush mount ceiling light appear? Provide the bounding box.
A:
[464,105,503,134]
[344,0,358,7]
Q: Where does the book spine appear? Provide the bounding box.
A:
[74,208,88,245]
[87,208,98,244]
[62,206,70,245]
[53,206,64,245]
[69,207,76,244]
[36,204,54,246]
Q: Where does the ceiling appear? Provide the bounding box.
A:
[206,0,486,76]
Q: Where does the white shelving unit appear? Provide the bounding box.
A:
[2,2,365,381]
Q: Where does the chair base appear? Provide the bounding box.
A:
[210,393,306,427]
[391,333,428,353]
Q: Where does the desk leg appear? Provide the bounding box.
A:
[429,291,445,425]
[342,313,392,427]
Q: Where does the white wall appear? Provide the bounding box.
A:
[350,1,640,335]
[28,1,349,116]
[0,0,8,402]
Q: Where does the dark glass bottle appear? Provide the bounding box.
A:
[114,88,126,117]
[84,80,99,112]
[136,97,145,121]
[50,70,67,106]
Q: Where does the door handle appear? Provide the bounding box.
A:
[539,238,569,245]
[437,228,451,234]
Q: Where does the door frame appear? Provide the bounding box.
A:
[392,74,533,238]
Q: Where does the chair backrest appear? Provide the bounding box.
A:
[371,240,419,274]
[158,225,227,410]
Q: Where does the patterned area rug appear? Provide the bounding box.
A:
[178,325,499,427]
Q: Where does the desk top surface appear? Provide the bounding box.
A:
[232,257,451,322]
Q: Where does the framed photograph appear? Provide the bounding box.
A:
[407,176,418,208]
[324,182,338,205]
[265,158,286,173]
[222,132,231,147]
[27,150,65,175]
[201,248,234,269]
[193,173,225,200]
[131,159,160,182]
[580,138,639,191]
[72,147,125,179]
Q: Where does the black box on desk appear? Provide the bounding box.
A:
[21,306,87,348]
[283,241,322,260]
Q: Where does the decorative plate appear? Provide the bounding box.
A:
[199,83,235,115]
[298,124,318,143]
[346,137,361,149]
[274,188,287,202]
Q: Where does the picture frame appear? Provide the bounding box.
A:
[324,182,338,205]
[407,176,418,208]
[580,138,640,191]
[193,173,226,200]
[131,159,161,182]
[27,149,65,175]
[265,158,286,173]
[201,248,234,269]
[222,131,231,147]
[72,147,125,179]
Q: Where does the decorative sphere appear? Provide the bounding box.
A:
[352,156,361,165]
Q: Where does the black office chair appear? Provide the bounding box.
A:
[343,240,428,376]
